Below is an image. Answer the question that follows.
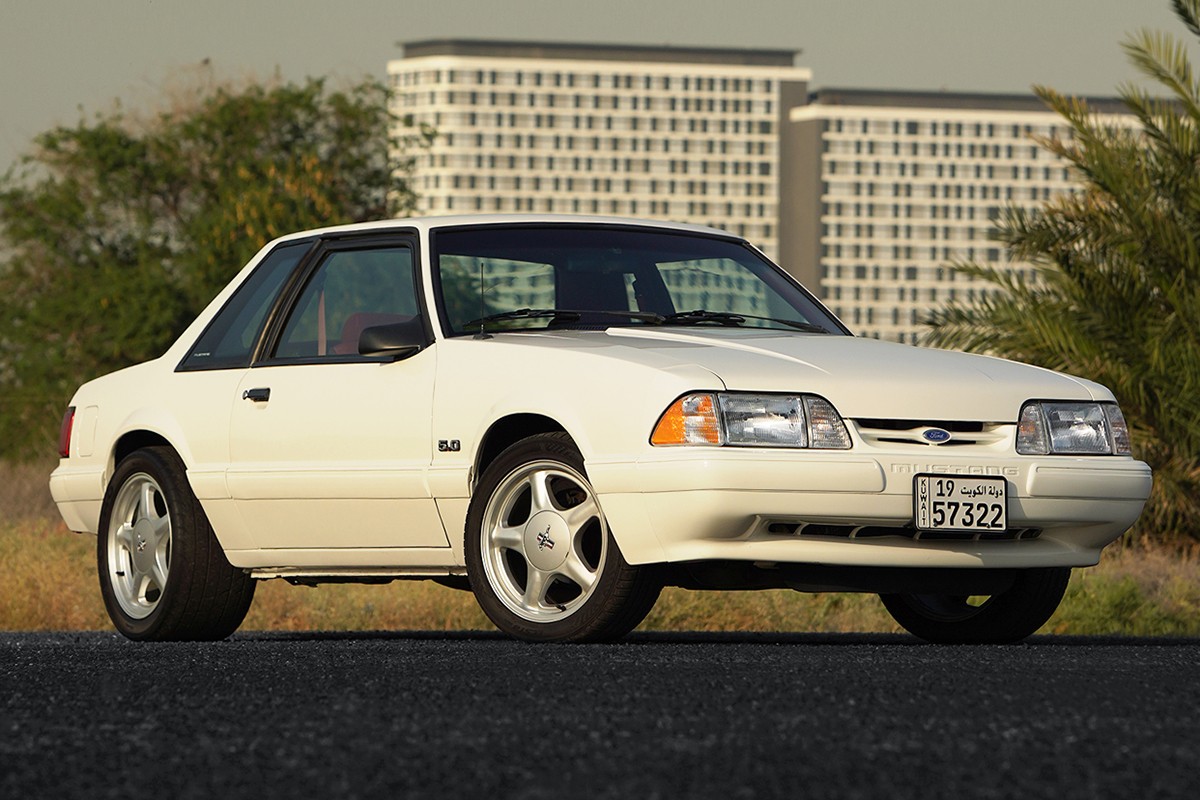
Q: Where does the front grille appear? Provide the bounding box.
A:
[765,521,1040,542]
[855,419,986,432]
[852,418,1011,449]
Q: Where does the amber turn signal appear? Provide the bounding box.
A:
[651,393,722,446]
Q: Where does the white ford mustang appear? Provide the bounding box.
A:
[50,215,1152,643]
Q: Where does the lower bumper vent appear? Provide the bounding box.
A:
[765,521,1041,542]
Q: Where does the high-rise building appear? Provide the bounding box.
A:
[388,41,1130,343]
[387,40,811,260]
[780,89,1129,342]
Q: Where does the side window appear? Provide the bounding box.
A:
[179,241,310,371]
[275,245,418,359]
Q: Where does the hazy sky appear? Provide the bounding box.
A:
[0,0,1190,172]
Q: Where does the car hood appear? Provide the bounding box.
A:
[588,328,1109,422]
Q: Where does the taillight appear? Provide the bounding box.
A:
[58,406,75,458]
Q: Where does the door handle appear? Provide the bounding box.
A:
[242,388,271,403]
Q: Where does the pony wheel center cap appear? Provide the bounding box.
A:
[524,510,569,571]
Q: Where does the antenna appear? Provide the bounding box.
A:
[474,259,492,340]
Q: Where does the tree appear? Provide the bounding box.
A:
[925,0,1200,541]
[0,75,432,459]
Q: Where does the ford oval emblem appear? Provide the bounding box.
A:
[922,428,953,444]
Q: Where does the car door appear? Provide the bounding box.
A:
[226,235,447,551]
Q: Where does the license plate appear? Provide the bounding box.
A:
[913,474,1007,532]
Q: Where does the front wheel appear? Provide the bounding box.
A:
[880,568,1070,644]
[465,432,661,642]
[97,446,255,641]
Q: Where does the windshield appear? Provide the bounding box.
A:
[431,225,847,337]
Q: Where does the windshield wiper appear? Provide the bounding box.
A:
[559,309,665,323]
[464,308,581,329]
[465,307,828,334]
[465,308,665,329]
[660,309,830,333]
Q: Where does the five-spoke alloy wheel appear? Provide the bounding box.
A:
[105,470,173,620]
[98,446,255,641]
[466,433,660,642]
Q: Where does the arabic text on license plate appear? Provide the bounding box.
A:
[914,474,1007,532]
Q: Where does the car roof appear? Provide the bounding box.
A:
[265,214,740,247]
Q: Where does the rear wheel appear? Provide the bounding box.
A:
[880,568,1070,644]
[465,432,660,642]
[98,446,255,641]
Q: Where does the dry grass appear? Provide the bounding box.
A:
[244,577,491,632]
[1048,544,1200,636]
[4,459,1198,636]
[0,516,112,631]
[643,587,899,633]
[0,458,60,523]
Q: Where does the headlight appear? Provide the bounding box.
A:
[651,392,851,449]
[1016,401,1131,455]
[723,394,806,447]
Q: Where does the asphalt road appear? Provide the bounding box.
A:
[2,631,1198,799]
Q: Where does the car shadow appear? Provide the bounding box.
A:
[230,629,1200,647]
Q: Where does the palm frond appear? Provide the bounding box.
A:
[923,3,1200,542]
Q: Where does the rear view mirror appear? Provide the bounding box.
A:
[358,317,429,361]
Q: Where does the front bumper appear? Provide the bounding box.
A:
[587,450,1152,568]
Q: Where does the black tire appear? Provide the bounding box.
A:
[465,432,661,642]
[880,567,1070,644]
[97,446,255,641]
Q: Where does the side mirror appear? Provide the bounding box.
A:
[358,318,429,361]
